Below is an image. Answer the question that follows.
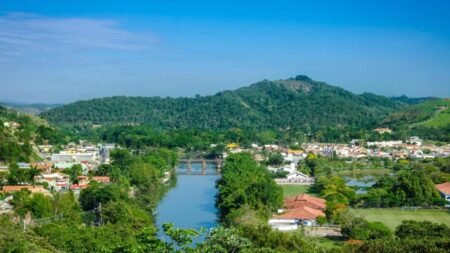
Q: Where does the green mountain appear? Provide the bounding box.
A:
[41,75,404,131]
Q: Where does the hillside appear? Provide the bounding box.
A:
[380,98,450,141]
[0,106,66,164]
[41,75,404,131]
[0,102,62,115]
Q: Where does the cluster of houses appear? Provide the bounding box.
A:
[300,136,449,160]
[0,142,117,213]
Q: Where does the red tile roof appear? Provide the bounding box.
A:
[92,176,110,183]
[277,194,327,220]
[277,205,325,220]
[1,185,51,195]
[285,194,326,210]
[70,184,88,190]
[436,182,450,195]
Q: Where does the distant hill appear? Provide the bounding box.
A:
[0,101,62,115]
[391,95,435,105]
[41,75,405,132]
[380,98,450,141]
[382,98,450,128]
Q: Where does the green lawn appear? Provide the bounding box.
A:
[281,184,317,198]
[351,208,450,230]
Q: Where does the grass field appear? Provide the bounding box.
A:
[351,208,450,230]
[281,184,318,198]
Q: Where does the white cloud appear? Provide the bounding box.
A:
[0,12,158,56]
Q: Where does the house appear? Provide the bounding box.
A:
[373,128,392,134]
[34,173,70,192]
[409,136,423,146]
[77,175,89,185]
[70,184,89,194]
[30,162,53,173]
[436,182,450,207]
[92,176,110,184]
[274,171,314,185]
[269,194,326,230]
[1,185,51,196]
[284,194,326,211]
[76,175,110,187]
[286,171,310,180]
[51,151,98,163]
[17,162,31,169]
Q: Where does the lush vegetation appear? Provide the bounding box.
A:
[0,106,66,164]
[41,75,403,132]
[381,98,450,141]
[216,153,283,224]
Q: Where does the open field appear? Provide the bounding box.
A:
[281,185,318,198]
[351,208,450,230]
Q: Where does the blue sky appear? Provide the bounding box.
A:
[0,0,449,103]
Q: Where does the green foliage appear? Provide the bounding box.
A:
[395,220,450,239]
[369,170,442,207]
[216,153,283,224]
[237,224,327,252]
[345,219,392,240]
[102,200,152,228]
[79,182,128,211]
[381,98,450,141]
[0,105,66,165]
[355,238,450,253]
[11,190,54,218]
[266,152,284,166]
[197,226,253,253]
[162,223,201,250]
[42,76,403,136]
[0,216,59,253]
[52,191,81,220]
[63,164,82,183]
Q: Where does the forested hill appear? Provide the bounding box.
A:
[380,98,450,141]
[41,75,404,130]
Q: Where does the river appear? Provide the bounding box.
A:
[156,162,219,243]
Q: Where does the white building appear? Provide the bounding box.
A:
[35,173,70,192]
[51,151,98,163]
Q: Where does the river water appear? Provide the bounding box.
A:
[156,162,219,243]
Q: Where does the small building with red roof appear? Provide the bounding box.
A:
[1,185,51,196]
[436,182,450,207]
[269,194,327,230]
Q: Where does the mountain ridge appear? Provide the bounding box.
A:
[41,75,405,131]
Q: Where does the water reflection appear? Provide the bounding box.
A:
[157,163,219,244]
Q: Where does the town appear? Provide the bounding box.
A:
[1,119,449,237]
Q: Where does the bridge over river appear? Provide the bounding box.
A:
[176,159,223,175]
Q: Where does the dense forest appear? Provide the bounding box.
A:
[41,75,404,131]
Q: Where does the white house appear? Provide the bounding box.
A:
[286,171,310,180]
[35,173,70,192]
